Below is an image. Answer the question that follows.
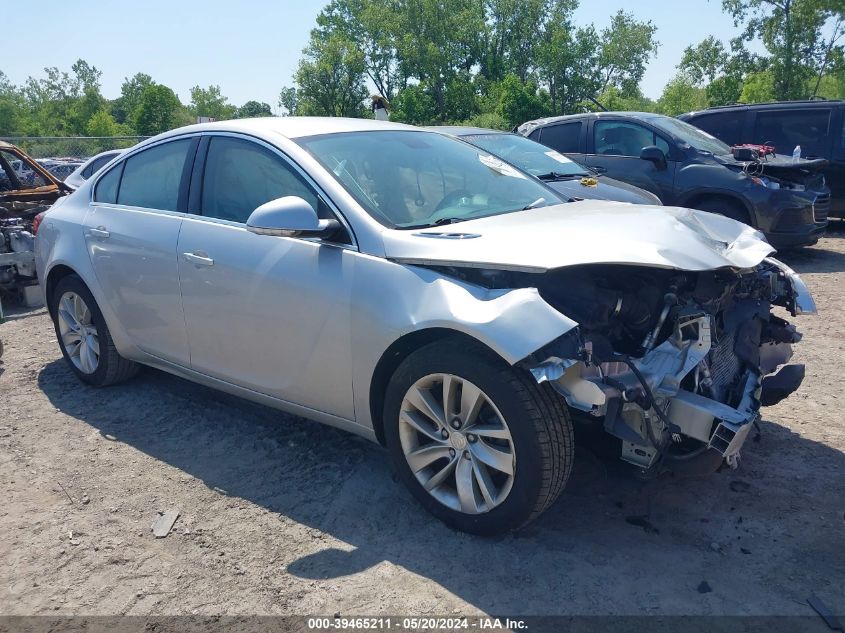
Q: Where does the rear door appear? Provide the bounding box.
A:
[83,137,197,365]
[748,107,833,159]
[531,120,585,158]
[579,119,677,202]
[749,106,839,214]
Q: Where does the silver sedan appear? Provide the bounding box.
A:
[36,117,815,534]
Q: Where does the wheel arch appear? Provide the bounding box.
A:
[44,263,80,318]
[368,328,505,446]
[679,191,755,225]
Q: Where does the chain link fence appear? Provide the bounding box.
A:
[1,136,149,159]
[1,136,149,181]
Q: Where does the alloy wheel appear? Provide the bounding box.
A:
[57,291,100,374]
[399,373,516,514]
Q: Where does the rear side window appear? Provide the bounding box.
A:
[753,109,831,155]
[94,163,123,203]
[538,122,582,153]
[117,139,192,211]
[688,112,743,144]
[200,136,319,223]
[83,154,114,179]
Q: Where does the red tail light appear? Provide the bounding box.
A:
[31,211,46,235]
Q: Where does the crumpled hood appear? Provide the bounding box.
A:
[712,152,828,172]
[382,200,775,272]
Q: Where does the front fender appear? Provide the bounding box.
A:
[349,257,577,430]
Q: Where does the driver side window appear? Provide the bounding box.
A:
[200,137,320,224]
[594,121,670,158]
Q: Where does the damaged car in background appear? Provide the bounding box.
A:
[36,118,815,535]
[1,141,70,304]
[518,112,830,249]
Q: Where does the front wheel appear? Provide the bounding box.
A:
[384,338,574,534]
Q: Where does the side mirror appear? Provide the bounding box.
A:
[640,146,667,170]
[246,196,339,238]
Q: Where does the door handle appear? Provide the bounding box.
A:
[183,251,214,266]
[87,226,110,239]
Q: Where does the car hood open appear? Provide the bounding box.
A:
[382,200,775,273]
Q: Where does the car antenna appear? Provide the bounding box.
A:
[587,96,608,112]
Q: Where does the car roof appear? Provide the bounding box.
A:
[426,126,509,137]
[521,111,666,129]
[680,99,845,119]
[150,116,418,145]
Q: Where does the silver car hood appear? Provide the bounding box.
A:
[382,201,775,273]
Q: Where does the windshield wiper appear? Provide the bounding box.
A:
[399,217,467,230]
[536,171,592,181]
[522,197,548,210]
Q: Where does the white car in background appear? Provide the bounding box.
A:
[64,149,123,190]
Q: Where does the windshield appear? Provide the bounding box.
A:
[460,133,588,178]
[297,130,562,228]
[649,116,732,155]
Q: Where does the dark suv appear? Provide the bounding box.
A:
[679,100,845,217]
[518,112,830,248]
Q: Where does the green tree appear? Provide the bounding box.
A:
[390,83,437,124]
[0,71,27,135]
[21,59,106,135]
[189,85,236,120]
[740,69,777,101]
[479,0,552,83]
[134,84,182,135]
[278,86,299,116]
[315,0,402,100]
[86,109,121,137]
[396,0,485,118]
[236,101,273,118]
[723,0,844,99]
[657,74,709,115]
[495,74,548,128]
[594,85,658,112]
[444,74,479,121]
[112,73,154,125]
[597,11,660,94]
[536,1,604,114]
[294,33,368,117]
[680,36,732,84]
[706,74,745,105]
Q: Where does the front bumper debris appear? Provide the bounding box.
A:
[531,314,777,470]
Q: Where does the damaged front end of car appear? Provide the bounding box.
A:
[524,256,814,475]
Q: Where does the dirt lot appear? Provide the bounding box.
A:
[1,230,843,619]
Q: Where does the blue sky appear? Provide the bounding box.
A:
[4,0,743,110]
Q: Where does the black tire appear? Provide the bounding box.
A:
[384,337,574,535]
[50,274,139,387]
[692,197,753,226]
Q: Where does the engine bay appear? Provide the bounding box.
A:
[520,258,814,475]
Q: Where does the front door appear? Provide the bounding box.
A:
[580,119,677,203]
[83,137,197,365]
[176,135,356,419]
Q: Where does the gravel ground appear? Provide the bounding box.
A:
[0,229,843,618]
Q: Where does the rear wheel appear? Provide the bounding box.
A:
[384,338,574,534]
[50,274,139,386]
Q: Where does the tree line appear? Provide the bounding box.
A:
[1,0,843,139]
[0,64,273,138]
